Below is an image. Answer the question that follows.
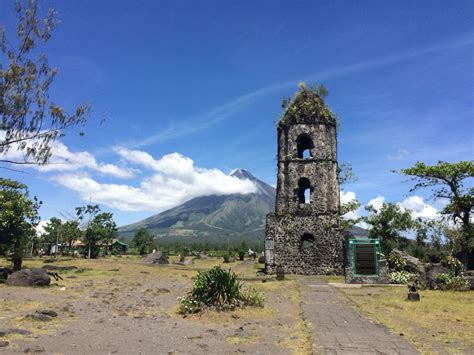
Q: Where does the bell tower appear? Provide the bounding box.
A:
[265,84,343,274]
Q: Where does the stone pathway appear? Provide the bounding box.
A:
[300,278,419,354]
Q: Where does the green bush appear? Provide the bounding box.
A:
[178,266,264,314]
[240,286,264,307]
[441,256,463,276]
[388,271,417,284]
[238,250,245,261]
[435,273,470,291]
[388,252,406,271]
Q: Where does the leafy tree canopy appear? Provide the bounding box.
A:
[132,227,156,256]
[0,0,90,166]
[0,177,40,270]
[399,160,473,267]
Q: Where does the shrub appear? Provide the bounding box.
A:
[238,250,245,261]
[388,252,406,271]
[388,271,417,285]
[223,254,231,263]
[240,286,264,307]
[441,256,463,276]
[258,255,266,264]
[435,273,470,291]
[178,266,264,314]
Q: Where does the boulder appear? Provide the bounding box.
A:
[424,263,450,288]
[142,251,169,265]
[391,249,426,274]
[6,269,50,287]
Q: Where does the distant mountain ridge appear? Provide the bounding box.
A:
[118,169,276,245]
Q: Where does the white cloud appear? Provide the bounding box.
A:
[398,195,439,220]
[367,195,385,211]
[340,190,363,222]
[53,151,257,212]
[340,190,357,205]
[1,132,135,178]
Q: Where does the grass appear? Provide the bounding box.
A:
[339,286,474,353]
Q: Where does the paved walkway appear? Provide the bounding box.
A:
[299,279,419,355]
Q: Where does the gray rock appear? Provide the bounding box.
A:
[391,249,426,274]
[0,340,9,347]
[424,263,450,288]
[36,310,57,317]
[25,313,52,322]
[23,346,45,353]
[142,251,169,264]
[6,269,50,287]
[0,328,32,337]
[464,275,474,290]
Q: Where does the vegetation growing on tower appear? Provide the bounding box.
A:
[278,83,337,129]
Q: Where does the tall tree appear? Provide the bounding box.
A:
[132,228,156,256]
[0,177,40,270]
[362,202,415,255]
[400,161,473,268]
[0,0,90,166]
[76,204,100,258]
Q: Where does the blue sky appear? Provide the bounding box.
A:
[1,0,473,226]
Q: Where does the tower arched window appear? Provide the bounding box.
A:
[298,177,311,204]
[301,233,315,248]
[296,134,313,158]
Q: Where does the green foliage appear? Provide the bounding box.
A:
[340,198,361,230]
[240,286,265,307]
[0,0,90,166]
[178,266,264,314]
[0,178,41,270]
[223,253,231,263]
[76,205,117,258]
[42,217,82,253]
[435,273,470,291]
[191,266,242,307]
[363,203,415,255]
[441,255,463,276]
[388,252,407,271]
[388,271,417,285]
[399,161,473,268]
[278,83,337,129]
[132,227,156,256]
[238,250,245,261]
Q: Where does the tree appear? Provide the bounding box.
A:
[338,162,361,230]
[362,203,415,255]
[132,228,156,256]
[76,204,100,258]
[0,177,40,270]
[92,212,117,255]
[400,161,473,268]
[1,0,90,166]
[42,217,82,255]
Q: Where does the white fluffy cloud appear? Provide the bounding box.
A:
[0,132,135,179]
[340,190,363,222]
[53,149,257,212]
[36,141,136,178]
[367,195,385,211]
[398,195,439,220]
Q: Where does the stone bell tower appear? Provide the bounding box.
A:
[265,84,343,274]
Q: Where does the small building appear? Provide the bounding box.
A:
[345,237,388,284]
[109,240,128,254]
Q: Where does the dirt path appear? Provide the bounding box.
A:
[299,278,419,354]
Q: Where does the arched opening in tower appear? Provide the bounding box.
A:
[296,134,313,158]
[298,177,311,204]
[301,233,315,249]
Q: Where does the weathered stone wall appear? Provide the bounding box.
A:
[265,213,343,275]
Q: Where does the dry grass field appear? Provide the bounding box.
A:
[0,256,473,354]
